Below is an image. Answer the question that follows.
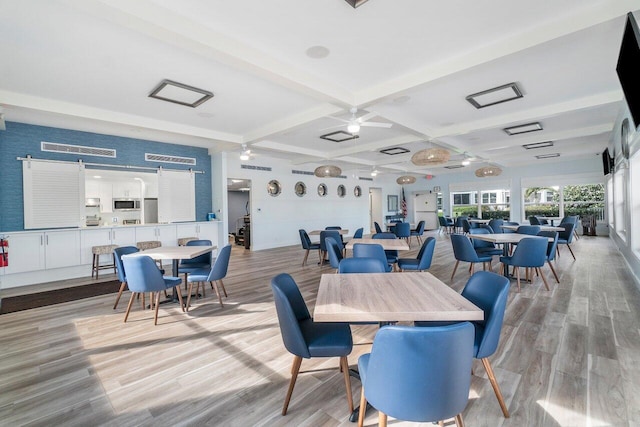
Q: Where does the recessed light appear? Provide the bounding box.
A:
[504,122,542,135]
[535,153,560,159]
[523,141,554,150]
[379,147,410,155]
[466,82,523,109]
[149,79,214,108]
[320,130,359,142]
[306,45,330,59]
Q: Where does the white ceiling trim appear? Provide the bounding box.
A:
[329,135,421,158]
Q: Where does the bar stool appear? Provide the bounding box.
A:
[91,244,118,279]
[178,237,197,246]
[136,241,163,269]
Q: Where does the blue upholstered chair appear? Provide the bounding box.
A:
[461,218,472,234]
[374,222,383,234]
[416,271,512,418]
[113,246,139,310]
[488,219,504,234]
[320,230,343,264]
[454,216,468,234]
[499,237,549,292]
[178,239,212,282]
[410,220,425,246]
[502,221,519,233]
[353,243,392,272]
[271,273,354,416]
[121,255,184,325]
[326,226,345,244]
[325,236,344,272]
[186,244,232,310]
[338,257,387,274]
[450,234,493,281]
[538,231,560,283]
[298,229,321,266]
[529,216,541,225]
[397,237,435,272]
[516,225,541,235]
[353,227,364,239]
[357,323,474,426]
[372,232,399,268]
[557,222,577,260]
[438,216,449,234]
[394,222,411,247]
[561,215,580,240]
[469,228,503,258]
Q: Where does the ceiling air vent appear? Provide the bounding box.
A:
[41,141,116,158]
[241,164,272,172]
[444,165,465,169]
[145,153,196,165]
[359,177,374,181]
[292,170,315,176]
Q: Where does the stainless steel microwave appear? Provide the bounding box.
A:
[113,198,141,211]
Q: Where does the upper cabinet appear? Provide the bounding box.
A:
[112,180,142,198]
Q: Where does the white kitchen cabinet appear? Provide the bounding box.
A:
[99,181,113,213]
[80,227,136,265]
[85,179,101,199]
[2,230,80,274]
[135,224,177,247]
[113,181,142,199]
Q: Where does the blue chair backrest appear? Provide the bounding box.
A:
[529,216,541,225]
[395,222,411,238]
[206,244,232,281]
[451,234,481,263]
[516,225,540,235]
[455,216,468,228]
[373,233,396,239]
[363,323,474,422]
[325,237,343,269]
[438,216,447,227]
[353,227,364,239]
[416,237,436,270]
[320,230,342,252]
[122,255,167,293]
[271,273,312,358]
[299,229,312,249]
[510,237,547,267]
[502,221,519,233]
[488,219,504,234]
[183,239,212,265]
[461,271,510,359]
[374,222,382,233]
[338,257,387,273]
[325,226,342,230]
[353,243,389,271]
[537,231,559,261]
[415,221,425,234]
[558,222,575,243]
[114,246,139,283]
[469,228,496,249]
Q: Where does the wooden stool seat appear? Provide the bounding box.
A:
[136,240,161,250]
[91,244,118,279]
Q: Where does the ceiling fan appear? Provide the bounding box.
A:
[239,144,255,161]
[327,107,392,134]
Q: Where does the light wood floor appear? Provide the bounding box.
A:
[1,232,639,426]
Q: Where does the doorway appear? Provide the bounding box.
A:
[227,178,251,249]
[369,187,382,233]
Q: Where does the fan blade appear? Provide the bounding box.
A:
[360,122,392,128]
[327,116,351,124]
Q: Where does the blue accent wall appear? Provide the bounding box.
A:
[0,122,212,232]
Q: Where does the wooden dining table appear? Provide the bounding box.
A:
[501,224,564,232]
[345,237,410,251]
[308,229,350,236]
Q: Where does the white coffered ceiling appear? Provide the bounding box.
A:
[1,0,637,178]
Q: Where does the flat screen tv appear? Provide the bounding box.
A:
[616,12,640,129]
[602,148,614,176]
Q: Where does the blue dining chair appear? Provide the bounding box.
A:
[516,225,541,235]
[438,216,448,234]
[394,222,411,247]
[488,219,504,234]
[410,220,425,246]
[298,229,321,266]
[469,228,503,257]
[416,271,511,418]
[338,257,387,274]
[326,226,345,244]
[353,243,392,272]
[178,239,212,283]
[271,273,354,416]
[450,234,493,281]
[397,237,435,272]
[374,222,383,234]
[186,244,232,310]
[353,227,364,239]
[537,231,560,283]
[372,232,399,268]
[122,255,184,325]
[113,246,139,310]
[499,237,549,292]
[454,216,468,234]
[325,236,344,272]
[528,216,541,225]
[502,221,519,233]
[357,323,474,426]
[557,222,577,260]
[320,230,343,264]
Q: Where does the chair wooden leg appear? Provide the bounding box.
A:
[470,263,475,275]
[153,292,161,325]
[141,292,145,310]
[212,280,224,307]
[567,244,576,260]
[548,260,560,283]
[499,263,504,276]
[481,357,510,418]
[379,411,388,427]
[340,356,354,414]
[537,267,550,291]
[455,413,465,427]
[175,285,185,312]
[282,355,302,415]
[186,282,194,312]
[302,249,310,266]
[124,292,136,323]
[218,279,228,297]
[450,260,460,281]
[113,281,127,309]
[358,387,367,427]
[438,421,445,427]
[516,267,521,292]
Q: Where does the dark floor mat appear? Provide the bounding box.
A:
[0,280,121,314]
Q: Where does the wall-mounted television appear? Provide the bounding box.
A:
[616,12,640,129]
[602,148,614,176]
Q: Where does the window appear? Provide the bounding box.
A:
[631,151,640,257]
[480,189,510,219]
[523,186,559,219]
[562,184,605,221]
[614,168,627,241]
[454,193,470,205]
[482,192,497,204]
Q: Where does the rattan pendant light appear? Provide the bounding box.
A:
[411,147,450,166]
[314,165,342,177]
[475,166,503,177]
[396,175,417,185]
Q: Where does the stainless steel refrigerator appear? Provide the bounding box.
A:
[144,198,158,224]
[413,192,438,230]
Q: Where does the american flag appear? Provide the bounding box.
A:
[401,188,407,218]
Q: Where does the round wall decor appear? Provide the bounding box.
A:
[354,186,362,197]
[337,184,346,198]
[317,183,328,197]
[267,180,282,197]
[294,181,306,197]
